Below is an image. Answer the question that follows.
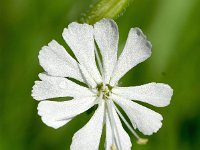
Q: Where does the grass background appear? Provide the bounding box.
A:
[1,0,200,149]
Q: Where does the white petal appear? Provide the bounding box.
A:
[94,19,118,83]
[32,73,94,101]
[37,97,96,129]
[113,83,173,107]
[111,106,132,150]
[70,102,105,150]
[39,40,84,82]
[110,28,152,86]
[105,105,131,150]
[79,65,97,88]
[112,94,163,135]
[105,112,113,150]
[62,22,102,84]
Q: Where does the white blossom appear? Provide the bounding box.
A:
[32,19,173,150]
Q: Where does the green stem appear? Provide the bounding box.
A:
[80,0,131,24]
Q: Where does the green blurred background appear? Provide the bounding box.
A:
[1,0,200,149]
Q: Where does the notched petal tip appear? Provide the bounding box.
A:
[38,40,61,61]
[134,28,146,37]
[140,113,163,136]
[31,81,43,101]
[155,83,174,107]
[38,39,57,61]
[131,27,152,50]
[37,101,69,129]
[146,40,152,49]
[47,39,57,47]
[63,21,93,35]
[38,72,48,80]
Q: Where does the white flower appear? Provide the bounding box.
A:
[32,19,173,150]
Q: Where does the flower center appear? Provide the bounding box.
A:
[96,83,112,100]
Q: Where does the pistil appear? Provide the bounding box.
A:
[96,83,112,100]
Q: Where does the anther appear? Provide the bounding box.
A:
[111,144,117,150]
[96,83,112,100]
[137,138,148,145]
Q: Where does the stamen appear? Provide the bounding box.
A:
[96,83,111,100]
[107,101,122,150]
[113,103,147,141]
[106,104,117,149]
